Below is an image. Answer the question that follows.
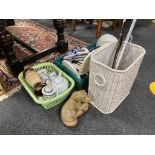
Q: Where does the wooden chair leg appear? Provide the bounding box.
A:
[112,20,117,30]
[118,19,123,27]
[72,19,76,31]
[96,19,102,38]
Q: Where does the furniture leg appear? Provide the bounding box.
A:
[53,19,68,53]
[112,19,117,30]
[118,19,123,27]
[0,20,23,76]
[72,19,76,31]
[96,19,102,38]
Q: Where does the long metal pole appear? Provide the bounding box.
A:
[114,19,137,69]
[112,19,126,69]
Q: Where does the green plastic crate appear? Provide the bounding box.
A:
[54,43,96,89]
[18,62,75,109]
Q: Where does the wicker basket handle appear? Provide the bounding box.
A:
[94,74,106,87]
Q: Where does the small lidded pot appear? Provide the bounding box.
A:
[42,81,57,99]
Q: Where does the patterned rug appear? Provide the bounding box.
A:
[0,19,87,101]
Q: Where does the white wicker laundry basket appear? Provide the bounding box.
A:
[88,42,146,114]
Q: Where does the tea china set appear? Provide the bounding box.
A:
[37,69,69,100]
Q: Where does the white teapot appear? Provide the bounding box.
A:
[52,72,69,95]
